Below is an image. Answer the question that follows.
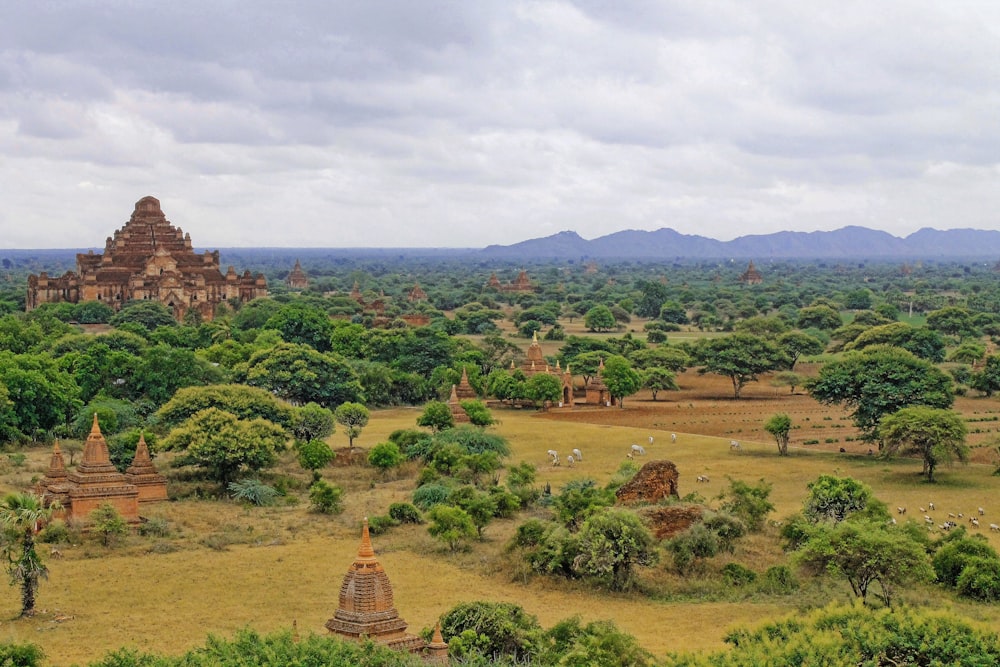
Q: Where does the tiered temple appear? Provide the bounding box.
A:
[518,332,574,407]
[484,270,535,293]
[26,196,267,321]
[447,384,471,424]
[738,260,763,285]
[285,259,309,289]
[326,519,434,656]
[37,415,166,524]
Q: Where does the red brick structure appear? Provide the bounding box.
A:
[286,259,309,289]
[454,367,477,400]
[738,260,763,285]
[484,270,535,293]
[447,384,471,424]
[584,358,611,407]
[25,196,267,321]
[326,519,437,658]
[125,433,168,503]
[37,415,162,526]
[407,283,428,302]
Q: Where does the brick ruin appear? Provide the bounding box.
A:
[485,270,535,293]
[36,415,166,525]
[327,519,447,663]
[26,196,267,321]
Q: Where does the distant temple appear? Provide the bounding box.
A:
[326,519,447,662]
[36,415,166,525]
[407,283,428,302]
[285,259,309,289]
[25,196,267,321]
[738,260,763,285]
[485,270,535,293]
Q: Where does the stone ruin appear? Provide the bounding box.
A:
[615,460,681,505]
[326,519,448,663]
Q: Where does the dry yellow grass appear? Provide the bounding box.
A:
[2,406,1000,665]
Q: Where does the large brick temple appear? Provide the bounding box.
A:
[26,196,267,321]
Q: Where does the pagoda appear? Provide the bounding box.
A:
[38,415,142,524]
[738,260,763,285]
[447,385,471,423]
[584,358,611,407]
[407,283,428,302]
[454,367,477,400]
[25,196,267,321]
[286,259,309,289]
[125,433,168,503]
[326,519,431,655]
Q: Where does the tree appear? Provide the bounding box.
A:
[417,401,454,432]
[971,355,1000,396]
[796,305,842,330]
[658,301,689,325]
[771,371,803,394]
[245,343,363,408]
[794,520,933,606]
[109,301,176,331]
[263,303,335,351]
[367,441,405,473]
[926,306,977,339]
[295,439,335,478]
[807,346,954,441]
[878,407,968,482]
[719,478,774,532]
[802,475,885,524]
[691,334,788,399]
[572,509,657,591]
[524,373,563,409]
[308,480,344,514]
[163,408,286,484]
[776,331,824,369]
[90,503,128,547]
[634,280,670,319]
[0,493,55,617]
[459,399,495,426]
[0,351,81,441]
[334,402,369,448]
[584,305,616,332]
[601,355,642,408]
[628,346,689,373]
[440,601,542,662]
[642,367,678,401]
[763,413,792,456]
[291,402,335,442]
[155,384,296,430]
[427,505,477,552]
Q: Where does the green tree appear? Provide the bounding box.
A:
[802,475,886,524]
[642,367,678,401]
[807,345,954,441]
[295,439,335,477]
[878,406,968,482]
[262,303,335,351]
[440,601,542,662]
[771,371,803,394]
[459,399,495,426]
[367,441,405,473]
[544,617,654,667]
[308,480,344,514]
[90,503,128,547]
[584,305,616,332]
[634,280,670,319]
[776,330,824,369]
[763,413,792,456]
[667,523,719,575]
[245,343,363,408]
[926,306,977,339]
[658,300,689,325]
[155,384,295,430]
[970,355,1000,396]
[334,402,370,448]
[163,408,286,484]
[0,351,81,441]
[291,402,335,442]
[0,493,56,617]
[416,401,454,432]
[524,373,563,409]
[691,334,788,399]
[572,509,657,591]
[796,304,842,330]
[553,479,615,531]
[601,355,642,408]
[628,346,689,373]
[794,520,933,606]
[719,478,774,532]
[427,505,477,552]
[109,301,176,330]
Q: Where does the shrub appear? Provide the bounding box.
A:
[228,479,280,506]
[412,483,452,511]
[702,512,747,553]
[760,565,798,593]
[368,441,405,472]
[933,537,999,587]
[511,518,548,548]
[667,523,719,574]
[956,557,1000,602]
[440,601,542,662]
[388,502,422,524]
[38,520,71,544]
[138,517,170,538]
[722,562,757,586]
[308,480,344,514]
[91,503,128,548]
[295,439,335,474]
[367,515,399,535]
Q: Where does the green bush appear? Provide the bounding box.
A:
[760,565,798,593]
[138,517,171,538]
[308,480,345,514]
[367,515,399,535]
[38,520,71,544]
[440,601,543,662]
[721,562,757,586]
[91,503,129,548]
[388,502,422,524]
[412,483,451,511]
[956,556,1000,602]
[932,537,999,587]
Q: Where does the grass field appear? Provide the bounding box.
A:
[2,372,1000,665]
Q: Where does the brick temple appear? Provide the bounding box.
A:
[326,519,446,662]
[37,415,166,525]
[26,196,267,321]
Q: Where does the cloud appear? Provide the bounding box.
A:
[1,1,999,248]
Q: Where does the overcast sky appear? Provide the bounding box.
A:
[2,2,999,249]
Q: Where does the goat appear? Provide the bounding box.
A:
[566,455,575,467]
[572,448,583,461]
[630,444,646,456]
[896,507,906,515]
[729,440,741,452]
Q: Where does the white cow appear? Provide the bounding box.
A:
[572,448,583,461]
[630,444,646,456]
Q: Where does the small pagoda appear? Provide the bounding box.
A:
[407,283,428,302]
[286,259,309,289]
[447,384,471,424]
[125,433,168,503]
[584,358,611,407]
[454,367,477,400]
[738,260,763,285]
[326,519,435,657]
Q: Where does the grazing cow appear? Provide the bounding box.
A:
[572,448,583,461]
[971,517,980,528]
[729,440,741,452]
[49,547,63,559]
[979,507,986,516]
[631,444,646,456]
[546,449,558,460]
[566,455,575,467]
[696,475,710,483]
[648,436,654,445]
[991,523,1000,532]
[896,507,906,515]
[928,502,935,511]
[671,433,677,443]
[550,454,561,467]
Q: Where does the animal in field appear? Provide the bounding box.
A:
[928,502,935,511]
[648,436,654,445]
[896,507,906,515]
[729,440,741,452]
[566,455,575,467]
[630,444,646,456]
[991,523,1000,532]
[572,448,583,461]
[696,475,710,483]
[979,507,986,516]
[971,517,980,528]
[546,449,558,461]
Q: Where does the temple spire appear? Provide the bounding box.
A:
[358,517,376,561]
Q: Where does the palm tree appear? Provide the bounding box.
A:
[0,493,56,617]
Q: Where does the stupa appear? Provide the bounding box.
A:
[447,384,471,424]
[125,433,168,503]
[286,259,309,289]
[454,367,477,400]
[326,519,429,654]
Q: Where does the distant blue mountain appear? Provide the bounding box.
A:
[481,226,1000,259]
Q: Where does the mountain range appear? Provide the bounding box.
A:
[481,226,1000,259]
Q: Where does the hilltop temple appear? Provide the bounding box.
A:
[36,415,166,525]
[326,519,448,662]
[26,196,267,321]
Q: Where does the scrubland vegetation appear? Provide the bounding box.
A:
[2,256,1000,665]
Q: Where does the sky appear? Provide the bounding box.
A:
[2,1,999,249]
